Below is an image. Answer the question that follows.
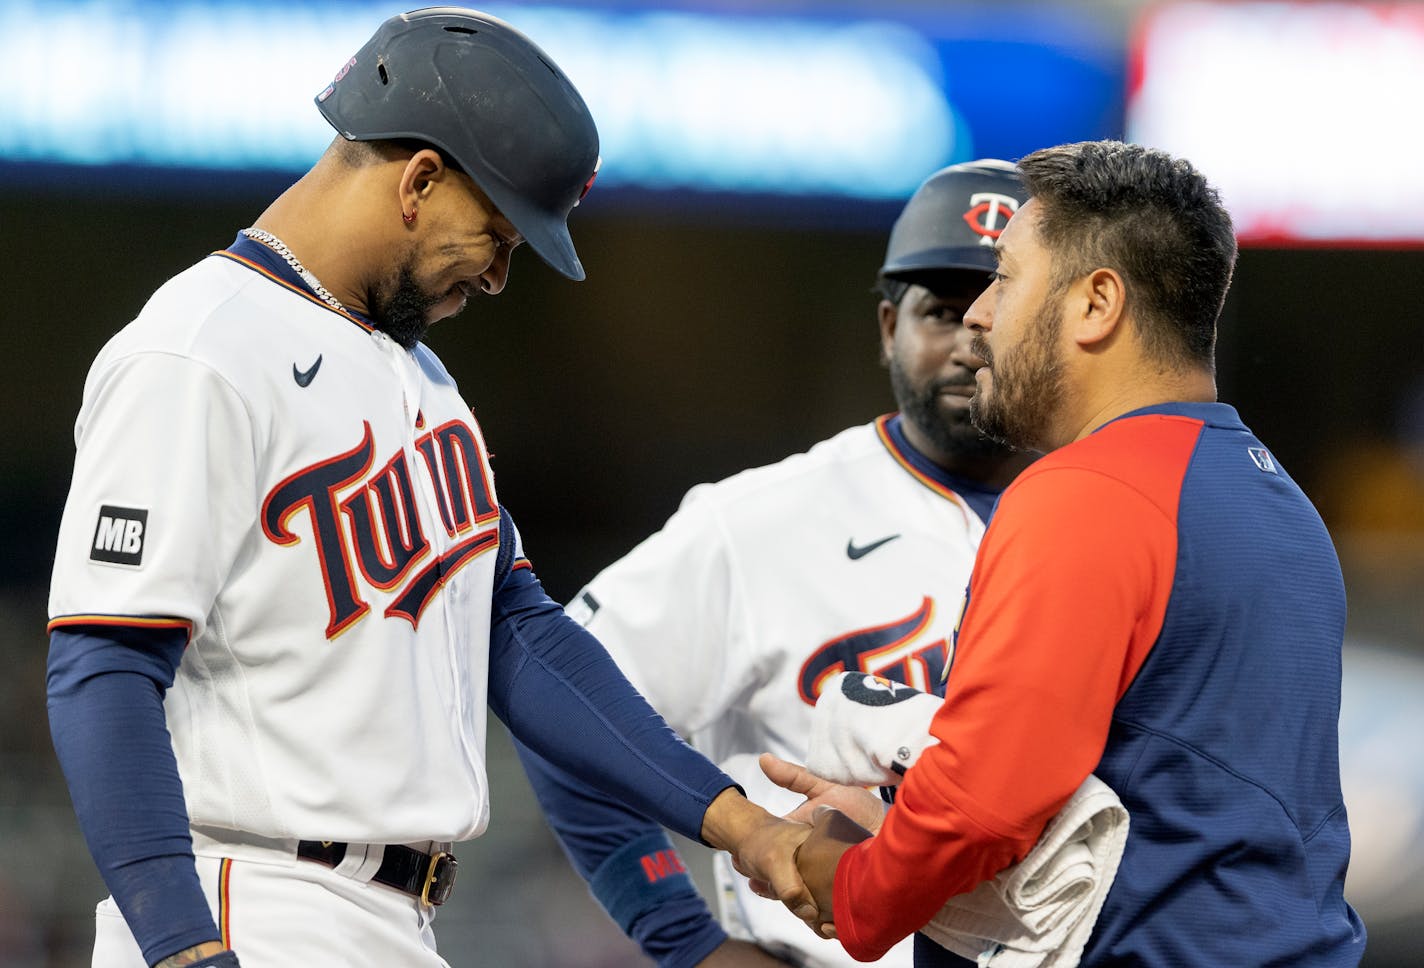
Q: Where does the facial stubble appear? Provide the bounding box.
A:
[968,296,1066,452]
[368,259,441,350]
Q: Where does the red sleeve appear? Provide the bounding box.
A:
[833,461,1180,960]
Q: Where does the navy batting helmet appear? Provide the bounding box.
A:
[316,8,601,281]
[879,159,1026,288]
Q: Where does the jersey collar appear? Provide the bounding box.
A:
[1102,401,1246,433]
[211,232,377,334]
[874,413,1005,523]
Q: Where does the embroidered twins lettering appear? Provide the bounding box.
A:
[796,596,950,704]
[262,419,499,638]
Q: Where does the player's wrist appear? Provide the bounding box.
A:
[699,786,768,851]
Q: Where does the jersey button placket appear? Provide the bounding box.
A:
[383,338,477,764]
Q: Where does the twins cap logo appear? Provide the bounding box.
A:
[91,505,148,566]
[963,192,1021,246]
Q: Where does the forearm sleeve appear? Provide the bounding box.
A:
[46,627,218,964]
[488,508,735,846]
[514,738,727,967]
[489,562,734,842]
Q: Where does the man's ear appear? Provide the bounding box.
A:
[877,299,899,366]
[1070,267,1126,348]
[398,148,447,215]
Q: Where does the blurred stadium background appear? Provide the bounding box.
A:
[2,0,1421,964]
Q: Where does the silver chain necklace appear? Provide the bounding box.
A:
[241,227,347,313]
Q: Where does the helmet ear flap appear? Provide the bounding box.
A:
[315,9,600,281]
[879,160,1028,286]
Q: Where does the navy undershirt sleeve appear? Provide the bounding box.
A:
[46,625,219,965]
[514,737,728,967]
[492,508,729,965]
[488,507,736,846]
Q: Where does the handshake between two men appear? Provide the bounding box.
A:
[702,671,1134,967]
[730,753,885,941]
[707,669,950,944]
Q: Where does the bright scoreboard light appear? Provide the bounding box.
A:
[0,0,1120,203]
[1128,1,1424,246]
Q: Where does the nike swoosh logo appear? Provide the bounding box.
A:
[846,534,901,560]
[293,355,322,387]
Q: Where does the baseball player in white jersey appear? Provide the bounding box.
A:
[516,161,1036,967]
[45,10,813,968]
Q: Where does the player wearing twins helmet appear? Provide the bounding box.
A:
[515,160,1036,967]
[45,10,811,968]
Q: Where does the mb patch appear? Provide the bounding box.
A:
[91,505,147,566]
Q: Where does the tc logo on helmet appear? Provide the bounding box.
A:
[963,192,1021,246]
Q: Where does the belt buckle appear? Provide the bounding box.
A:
[420,850,458,907]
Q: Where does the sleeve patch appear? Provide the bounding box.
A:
[588,831,699,933]
[90,505,148,566]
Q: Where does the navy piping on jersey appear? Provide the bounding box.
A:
[213,233,378,333]
[881,414,1004,523]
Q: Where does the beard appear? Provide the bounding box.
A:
[368,259,441,350]
[888,357,1016,461]
[969,297,1066,452]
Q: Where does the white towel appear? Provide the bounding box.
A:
[805,672,1128,968]
[920,774,1127,967]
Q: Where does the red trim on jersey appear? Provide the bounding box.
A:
[512,558,532,572]
[872,414,971,525]
[834,414,1205,961]
[210,251,375,332]
[384,528,500,627]
[45,614,194,640]
[218,857,233,949]
[463,411,501,520]
[795,597,935,705]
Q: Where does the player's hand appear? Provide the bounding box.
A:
[792,805,875,940]
[701,788,817,923]
[695,937,795,966]
[760,752,888,833]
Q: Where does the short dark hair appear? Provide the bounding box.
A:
[329,136,466,174]
[1017,141,1237,370]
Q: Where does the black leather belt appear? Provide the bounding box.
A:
[296,840,458,906]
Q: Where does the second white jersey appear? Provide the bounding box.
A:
[566,417,988,968]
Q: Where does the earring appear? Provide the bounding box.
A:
[402,210,417,224]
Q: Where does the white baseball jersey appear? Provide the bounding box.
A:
[49,248,504,846]
[564,417,989,968]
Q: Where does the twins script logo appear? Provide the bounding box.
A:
[963,192,1021,246]
[796,596,950,705]
[262,417,499,639]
